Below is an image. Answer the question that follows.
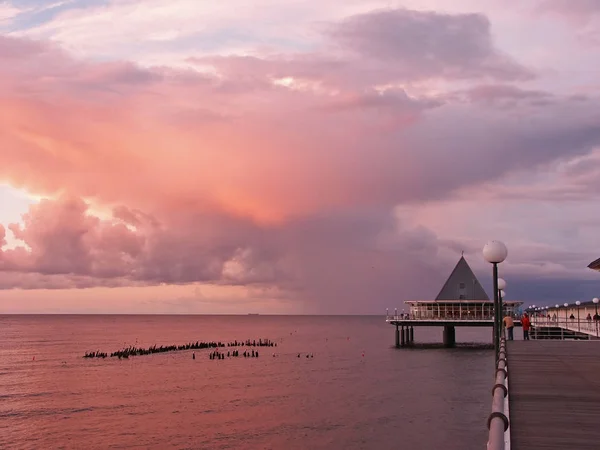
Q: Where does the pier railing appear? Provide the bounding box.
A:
[487,336,510,450]
[385,314,494,322]
[530,316,600,339]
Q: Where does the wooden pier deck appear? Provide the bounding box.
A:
[508,340,600,449]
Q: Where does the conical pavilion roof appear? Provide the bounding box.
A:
[435,256,489,301]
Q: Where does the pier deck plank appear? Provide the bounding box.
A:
[508,340,600,450]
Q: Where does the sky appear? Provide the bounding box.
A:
[1,0,600,314]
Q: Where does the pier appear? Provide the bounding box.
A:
[387,255,522,347]
[529,302,600,340]
[488,340,600,450]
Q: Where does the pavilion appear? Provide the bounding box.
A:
[405,255,522,320]
[387,255,523,347]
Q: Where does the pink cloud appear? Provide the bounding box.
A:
[463,84,554,106]
[0,223,6,247]
[2,8,600,310]
[328,8,532,81]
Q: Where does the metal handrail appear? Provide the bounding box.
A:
[530,317,600,338]
[487,337,510,450]
[385,314,496,321]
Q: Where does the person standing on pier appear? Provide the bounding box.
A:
[521,313,530,340]
[503,315,515,340]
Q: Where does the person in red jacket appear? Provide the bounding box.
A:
[521,313,531,340]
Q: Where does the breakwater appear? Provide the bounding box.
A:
[83,338,277,359]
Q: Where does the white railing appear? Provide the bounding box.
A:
[386,314,495,322]
[530,316,600,338]
[487,337,510,450]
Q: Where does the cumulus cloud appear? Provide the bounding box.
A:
[1,6,600,310]
[329,8,532,81]
[0,195,454,313]
[462,84,555,107]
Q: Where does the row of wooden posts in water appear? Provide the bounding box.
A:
[83,339,277,359]
[207,349,258,359]
[205,351,315,360]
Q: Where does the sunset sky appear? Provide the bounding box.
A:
[1,0,600,314]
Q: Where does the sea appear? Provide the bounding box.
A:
[0,315,494,449]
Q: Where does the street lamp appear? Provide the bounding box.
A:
[564,303,569,327]
[483,240,508,359]
[593,298,599,335]
[498,278,506,305]
[575,301,581,331]
[498,279,507,318]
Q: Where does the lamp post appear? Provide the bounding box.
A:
[554,304,559,323]
[575,301,581,331]
[564,303,569,328]
[594,298,599,336]
[483,240,508,360]
[498,278,506,302]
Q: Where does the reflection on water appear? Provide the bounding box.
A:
[0,315,493,449]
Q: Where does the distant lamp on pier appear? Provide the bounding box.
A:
[593,298,599,334]
[483,240,508,358]
[576,301,581,330]
[498,278,506,291]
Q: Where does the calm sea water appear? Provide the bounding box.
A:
[0,315,493,449]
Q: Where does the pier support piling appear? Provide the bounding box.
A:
[400,326,406,347]
[409,326,414,345]
[395,325,400,348]
[443,326,456,348]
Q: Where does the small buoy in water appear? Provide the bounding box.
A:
[192,352,195,360]
[362,353,365,357]
[32,356,35,361]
